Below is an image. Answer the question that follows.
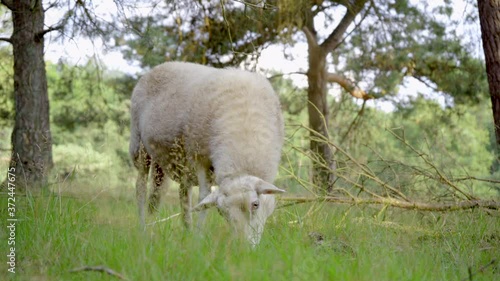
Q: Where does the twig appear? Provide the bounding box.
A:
[299,125,410,201]
[452,176,500,184]
[0,37,12,44]
[69,265,129,280]
[460,259,497,281]
[147,212,181,226]
[279,196,500,212]
[386,128,478,201]
[267,71,307,80]
[339,99,367,145]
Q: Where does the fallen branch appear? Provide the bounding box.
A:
[69,265,129,280]
[278,196,500,212]
[299,125,410,201]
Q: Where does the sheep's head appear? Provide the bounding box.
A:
[193,175,284,246]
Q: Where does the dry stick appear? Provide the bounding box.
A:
[386,128,478,201]
[279,196,500,212]
[339,99,368,145]
[335,172,384,199]
[302,125,410,201]
[452,176,500,184]
[288,144,374,197]
[69,266,129,280]
[365,145,404,197]
[281,148,318,196]
[289,140,387,199]
[147,212,181,226]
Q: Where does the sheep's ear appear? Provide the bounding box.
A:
[192,192,218,212]
[256,181,285,195]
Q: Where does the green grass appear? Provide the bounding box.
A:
[1,187,499,281]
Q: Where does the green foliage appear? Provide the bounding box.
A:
[275,73,497,197]
[111,1,281,68]
[47,60,130,134]
[0,47,13,127]
[52,120,131,187]
[271,74,308,115]
[16,60,131,188]
[342,1,488,103]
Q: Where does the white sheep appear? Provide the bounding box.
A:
[129,61,285,245]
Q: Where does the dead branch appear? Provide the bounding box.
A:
[279,196,500,212]
[339,100,367,145]
[38,24,65,37]
[386,128,479,201]
[452,176,500,184]
[69,265,129,280]
[299,125,410,201]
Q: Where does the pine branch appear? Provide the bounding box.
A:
[0,0,14,10]
[44,1,59,12]
[0,37,12,44]
[302,26,319,49]
[320,0,368,52]
[326,72,372,99]
[36,24,64,39]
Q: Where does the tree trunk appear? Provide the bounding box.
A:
[306,35,336,194]
[7,0,53,190]
[478,0,500,171]
[302,0,368,193]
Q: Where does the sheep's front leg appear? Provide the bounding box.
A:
[179,179,193,229]
[196,166,210,229]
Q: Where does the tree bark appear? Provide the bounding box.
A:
[478,0,500,171]
[6,0,53,190]
[306,34,336,194]
[303,0,368,193]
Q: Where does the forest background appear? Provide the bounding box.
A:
[0,1,499,280]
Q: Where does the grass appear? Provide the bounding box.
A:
[1,186,499,281]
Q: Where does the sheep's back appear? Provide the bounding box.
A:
[131,62,283,184]
[206,70,284,183]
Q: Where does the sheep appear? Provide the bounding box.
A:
[129,61,285,245]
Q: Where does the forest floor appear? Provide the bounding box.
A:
[1,184,499,281]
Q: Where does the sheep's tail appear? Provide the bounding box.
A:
[129,117,143,169]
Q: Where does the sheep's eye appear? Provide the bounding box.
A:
[251,200,260,211]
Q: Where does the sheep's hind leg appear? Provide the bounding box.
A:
[134,144,151,229]
[149,162,166,214]
[179,179,193,229]
[196,166,210,229]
